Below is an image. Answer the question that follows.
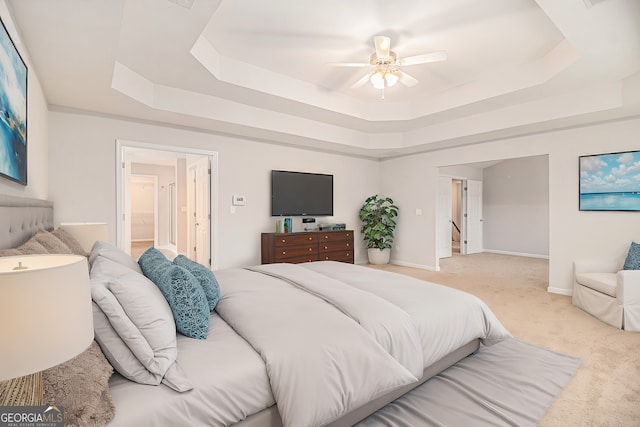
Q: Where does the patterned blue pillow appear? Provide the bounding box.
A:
[138,247,209,340]
[173,255,220,311]
[623,242,640,270]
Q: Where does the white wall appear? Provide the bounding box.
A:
[0,2,48,199]
[483,155,549,257]
[381,117,640,294]
[47,111,380,268]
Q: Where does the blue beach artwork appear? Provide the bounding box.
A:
[580,151,640,211]
[0,17,27,185]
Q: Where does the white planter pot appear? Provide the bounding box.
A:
[367,248,391,265]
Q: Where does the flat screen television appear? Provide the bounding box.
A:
[271,170,333,216]
[579,149,640,211]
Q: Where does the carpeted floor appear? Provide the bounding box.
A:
[368,252,640,427]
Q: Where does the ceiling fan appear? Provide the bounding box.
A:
[331,36,447,97]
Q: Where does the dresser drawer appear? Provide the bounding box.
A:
[319,250,354,263]
[275,233,317,247]
[276,255,317,264]
[318,240,352,253]
[318,231,352,242]
[276,245,317,260]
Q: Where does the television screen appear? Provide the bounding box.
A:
[271,170,333,216]
[579,150,640,211]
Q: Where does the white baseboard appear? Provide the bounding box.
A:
[357,259,439,271]
[483,249,549,260]
[547,286,572,296]
[391,260,439,271]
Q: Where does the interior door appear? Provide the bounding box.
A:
[438,176,453,258]
[466,179,483,254]
[189,157,210,266]
[122,152,132,255]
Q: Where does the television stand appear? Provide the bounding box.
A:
[261,230,354,264]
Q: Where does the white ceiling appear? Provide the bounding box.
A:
[7,0,640,159]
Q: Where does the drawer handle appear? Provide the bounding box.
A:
[308,237,313,241]
[281,239,286,243]
[325,256,329,260]
[324,246,328,250]
[308,248,313,252]
[346,233,351,237]
[346,243,350,247]
[347,253,351,256]
[324,235,329,239]
[282,251,286,255]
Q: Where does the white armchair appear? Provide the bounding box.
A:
[573,258,640,331]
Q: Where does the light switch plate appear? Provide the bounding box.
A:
[232,195,246,206]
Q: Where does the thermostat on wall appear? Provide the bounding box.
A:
[232,195,246,206]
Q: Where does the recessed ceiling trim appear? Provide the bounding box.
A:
[167,0,195,9]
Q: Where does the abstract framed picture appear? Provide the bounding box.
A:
[579,150,640,211]
[0,16,27,185]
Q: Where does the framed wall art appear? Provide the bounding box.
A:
[579,150,640,211]
[0,16,27,185]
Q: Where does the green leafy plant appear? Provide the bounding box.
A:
[359,195,399,249]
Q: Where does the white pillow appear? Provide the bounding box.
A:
[90,256,192,392]
[89,241,142,274]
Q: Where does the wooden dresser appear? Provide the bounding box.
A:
[261,230,354,264]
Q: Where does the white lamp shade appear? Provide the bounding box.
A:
[370,71,385,89]
[0,255,94,381]
[385,72,399,87]
[59,222,109,253]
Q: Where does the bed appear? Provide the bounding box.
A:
[0,195,510,427]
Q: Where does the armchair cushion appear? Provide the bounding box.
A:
[623,242,640,270]
[576,272,617,297]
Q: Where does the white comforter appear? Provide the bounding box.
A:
[214,262,510,427]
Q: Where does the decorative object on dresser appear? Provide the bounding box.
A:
[0,254,94,406]
[261,230,354,264]
[359,195,399,264]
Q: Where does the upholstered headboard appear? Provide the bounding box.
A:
[0,195,54,249]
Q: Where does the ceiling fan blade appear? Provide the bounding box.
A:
[398,71,419,87]
[327,62,370,67]
[399,51,447,66]
[351,73,372,89]
[374,36,391,60]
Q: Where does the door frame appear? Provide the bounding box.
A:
[116,139,219,269]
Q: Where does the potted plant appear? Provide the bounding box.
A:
[359,195,399,264]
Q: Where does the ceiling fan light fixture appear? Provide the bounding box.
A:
[385,72,399,87]
[370,71,385,89]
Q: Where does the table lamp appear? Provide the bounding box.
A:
[0,254,94,406]
[59,222,109,254]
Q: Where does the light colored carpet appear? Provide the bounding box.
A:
[368,252,640,427]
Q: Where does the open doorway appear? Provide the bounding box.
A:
[116,140,219,269]
[452,179,462,254]
[130,175,158,259]
[439,176,483,259]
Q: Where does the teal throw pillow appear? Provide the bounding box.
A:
[173,255,220,311]
[623,242,640,270]
[138,247,210,340]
